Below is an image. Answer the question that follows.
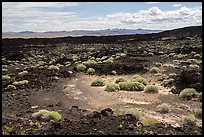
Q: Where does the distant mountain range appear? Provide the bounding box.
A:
[2,28,163,38]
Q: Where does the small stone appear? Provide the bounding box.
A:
[111,70,117,75]
[31,106,39,109]
[68,71,73,74]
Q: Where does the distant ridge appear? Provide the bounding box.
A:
[2,28,163,38]
[2,26,202,47]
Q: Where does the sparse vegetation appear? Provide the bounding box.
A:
[115,77,127,84]
[76,64,87,72]
[182,115,197,126]
[168,73,177,78]
[13,80,29,86]
[189,64,199,69]
[194,108,202,119]
[18,71,28,77]
[32,109,62,122]
[157,103,171,114]
[154,62,162,67]
[86,68,95,75]
[150,67,160,73]
[48,65,60,72]
[197,92,202,102]
[120,108,140,120]
[118,82,144,91]
[5,85,17,90]
[131,77,148,86]
[179,88,197,100]
[144,85,159,93]
[141,117,160,126]
[105,83,120,92]
[2,75,11,81]
[91,79,105,86]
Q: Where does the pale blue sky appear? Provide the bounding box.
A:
[2,2,202,32]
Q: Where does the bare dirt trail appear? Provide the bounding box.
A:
[61,73,201,127]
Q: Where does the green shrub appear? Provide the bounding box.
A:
[2,69,8,72]
[91,79,105,86]
[148,52,154,56]
[168,73,177,78]
[118,82,144,91]
[103,57,114,63]
[144,85,159,93]
[38,61,46,66]
[5,85,17,90]
[86,68,95,75]
[182,115,197,126]
[131,77,149,86]
[157,103,171,114]
[195,108,202,119]
[2,75,11,81]
[154,62,162,67]
[48,65,60,72]
[32,109,62,122]
[197,92,202,102]
[13,80,29,86]
[186,59,197,64]
[162,79,174,85]
[141,117,160,126]
[76,64,86,72]
[189,64,199,69]
[105,83,120,92]
[120,108,140,120]
[132,74,142,80]
[134,82,145,91]
[83,59,97,65]
[150,67,160,73]
[18,71,28,77]
[179,88,197,100]
[115,77,128,84]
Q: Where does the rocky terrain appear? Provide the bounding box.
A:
[2,26,202,135]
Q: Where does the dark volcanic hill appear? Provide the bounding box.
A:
[158,26,202,38]
[2,26,202,47]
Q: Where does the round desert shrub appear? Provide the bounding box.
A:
[48,65,60,72]
[168,73,177,78]
[18,71,28,77]
[144,85,159,93]
[120,108,140,120]
[91,79,105,86]
[87,68,95,75]
[195,108,202,119]
[179,88,197,100]
[115,77,127,84]
[76,64,86,72]
[132,74,142,79]
[133,82,145,91]
[157,103,171,114]
[189,64,199,69]
[105,83,120,92]
[13,80,29,86]
[197,92,202,102]
[150,67,160,73]
[32,109,62,122]
[2,75,11,81]
[141,117,160,126]
[5,85,16,90]
[83,59,97,65]
[118,82,144,91]
[131,77,148,86]
[119,82,133,91]
[182,115,197,126]
[154,62,162,67]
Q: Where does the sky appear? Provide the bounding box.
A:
[2,2,202,32]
